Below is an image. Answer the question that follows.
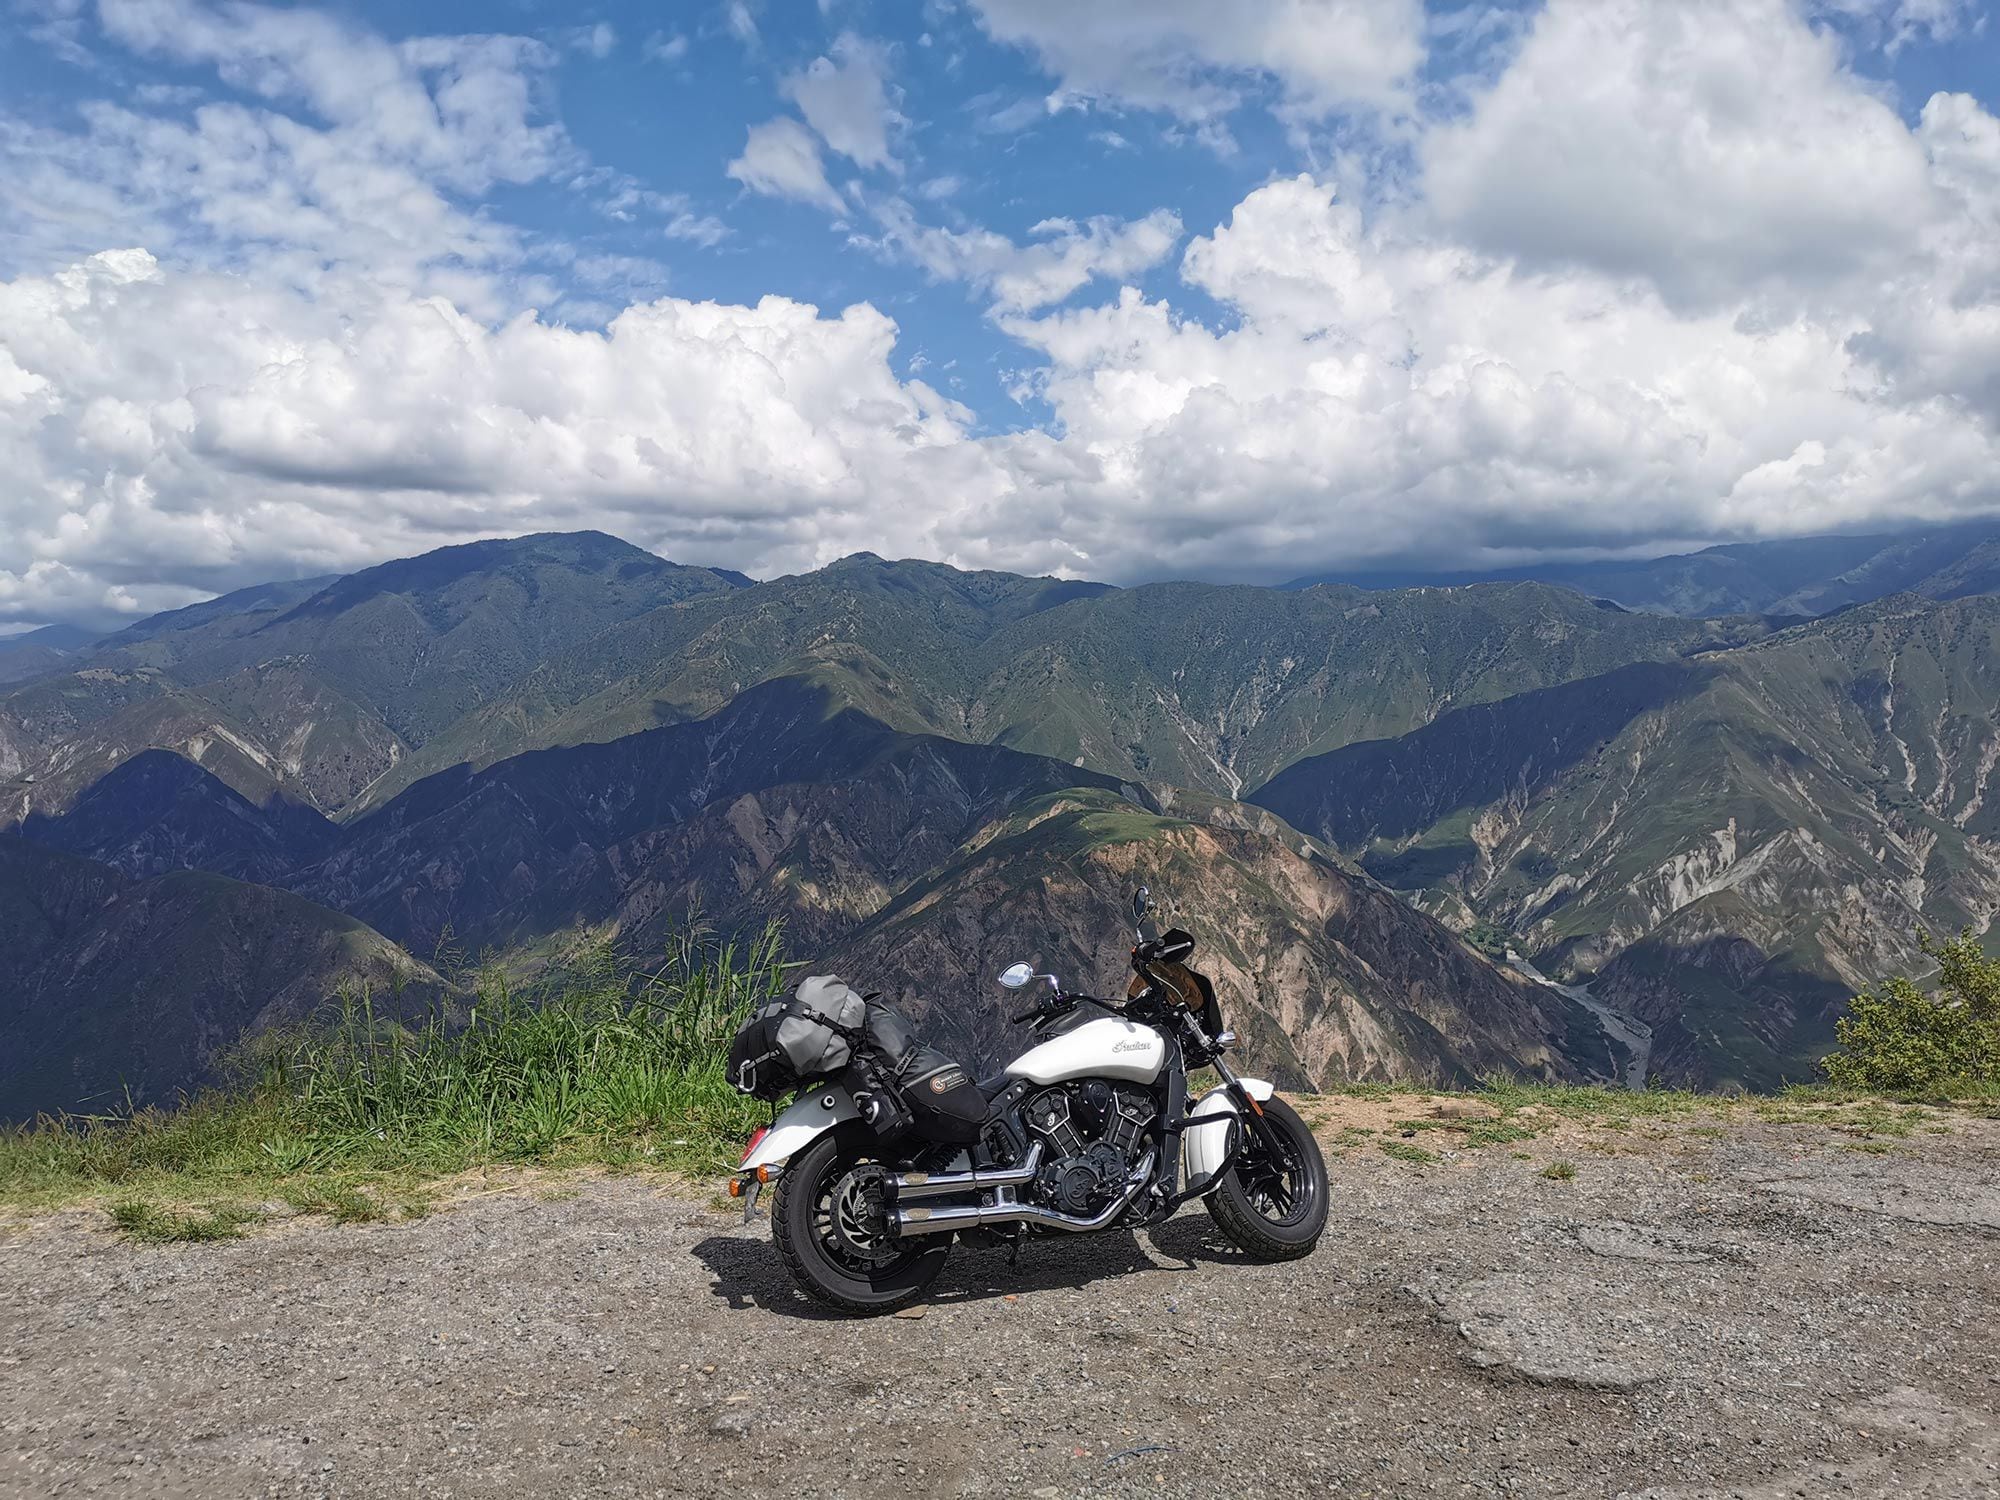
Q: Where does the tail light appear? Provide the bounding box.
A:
[737,1126,770,1168]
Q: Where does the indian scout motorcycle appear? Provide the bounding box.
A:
[724,888,1329,1315]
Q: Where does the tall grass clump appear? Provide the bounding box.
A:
[0,921,791,1209]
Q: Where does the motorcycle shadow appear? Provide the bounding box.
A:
[693,1213,1256,1321]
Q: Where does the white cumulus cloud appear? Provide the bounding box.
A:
[727,116,847,214]
[968,0,1425,123]
[782,32,903,171]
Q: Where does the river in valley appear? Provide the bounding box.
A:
[1509,955,1654,1091]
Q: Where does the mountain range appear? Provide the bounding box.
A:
[5,523,2000,1117]
[1285,520,2000,619]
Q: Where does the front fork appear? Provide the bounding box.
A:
[1213,1054,1287,1158]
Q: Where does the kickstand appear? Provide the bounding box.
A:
[1005,1235,1022,1268]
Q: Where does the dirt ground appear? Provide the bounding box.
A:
[2,1097,1997,1499]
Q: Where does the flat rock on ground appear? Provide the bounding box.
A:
[2,1105,1998,1499]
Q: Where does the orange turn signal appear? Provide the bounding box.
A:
[755,1165,777,1184]
[726,1179,745,1198]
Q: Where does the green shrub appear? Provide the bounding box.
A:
[1822,929,2000,1096]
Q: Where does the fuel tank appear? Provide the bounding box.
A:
[1005,1017,1167,1086]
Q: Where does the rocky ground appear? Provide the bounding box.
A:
[1,1097,1996,1499]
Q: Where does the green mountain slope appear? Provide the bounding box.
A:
[360,556,1747,808]
[0,837,441,1120]
[0,533,742,820]
[1251,595,2000,1087]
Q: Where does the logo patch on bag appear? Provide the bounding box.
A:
[928,1068,967,1093]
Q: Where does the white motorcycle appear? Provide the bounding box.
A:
[725,888,1329,1316]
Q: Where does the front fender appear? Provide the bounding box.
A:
[739,1087,861,1174]
[1180,1078,1275,1191]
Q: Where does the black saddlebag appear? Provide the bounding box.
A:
[862,1000,987,1144]
[727,975,868,1100]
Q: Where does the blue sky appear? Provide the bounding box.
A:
[2,0,1999,626]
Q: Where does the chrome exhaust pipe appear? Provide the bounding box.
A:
[890,1142,1043,1202]
[892,1149,1155,1238]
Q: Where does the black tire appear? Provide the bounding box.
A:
[770,1134,950,1316]
[1205,1095,1328,1260]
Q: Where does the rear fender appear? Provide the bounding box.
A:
[1180,1078,1275,1192]
[739,1087,861,1174]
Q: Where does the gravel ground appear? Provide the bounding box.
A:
[2,1102,1997,1499]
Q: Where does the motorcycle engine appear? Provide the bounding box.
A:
[1023,1081,1157,1216]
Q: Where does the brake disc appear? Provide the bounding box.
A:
[829,1165,893,1258]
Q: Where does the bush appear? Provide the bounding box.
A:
[1822,929,2000,1096]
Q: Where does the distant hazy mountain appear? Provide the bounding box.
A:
[0,624,96,686]
[1283,522,2000,619]
[0,837,440,1120]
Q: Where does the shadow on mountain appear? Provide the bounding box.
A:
[17,748,335,884]
[1250,659,1717,848]
[0,835,437,1121]
[308,675,1145,957]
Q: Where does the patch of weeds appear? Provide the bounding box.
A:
[1478,1080,1706,1125]
[1687,1125,1726,1138]
[1333,1082,1400,1102]
[1754,1108,1817,1126]
[1845,1140,1895,1155]
[1540,1161,1577,1182]
[1395,1115,1542,1150]
[282,1184,387,1224]
[534,1186,581,1203]
[1509,1151,1533,1161]
[107,1201,261,1244]
[1925,1126,1952,1136]
[1378,1141,1437,1166]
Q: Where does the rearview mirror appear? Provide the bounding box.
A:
[998,962,1036,990]
[1132,886,1150,921]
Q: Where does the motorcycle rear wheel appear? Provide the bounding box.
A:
[771,1134,951,1316]
[1205,1095,1327,1260]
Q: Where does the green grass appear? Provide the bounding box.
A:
[106,1200,263,1243]
[0,923,788,1235]
[1540,1161,1577,1181]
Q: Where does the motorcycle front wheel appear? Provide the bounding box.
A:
[1205,1095,1328,1260]
[770,1133,951,1316]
